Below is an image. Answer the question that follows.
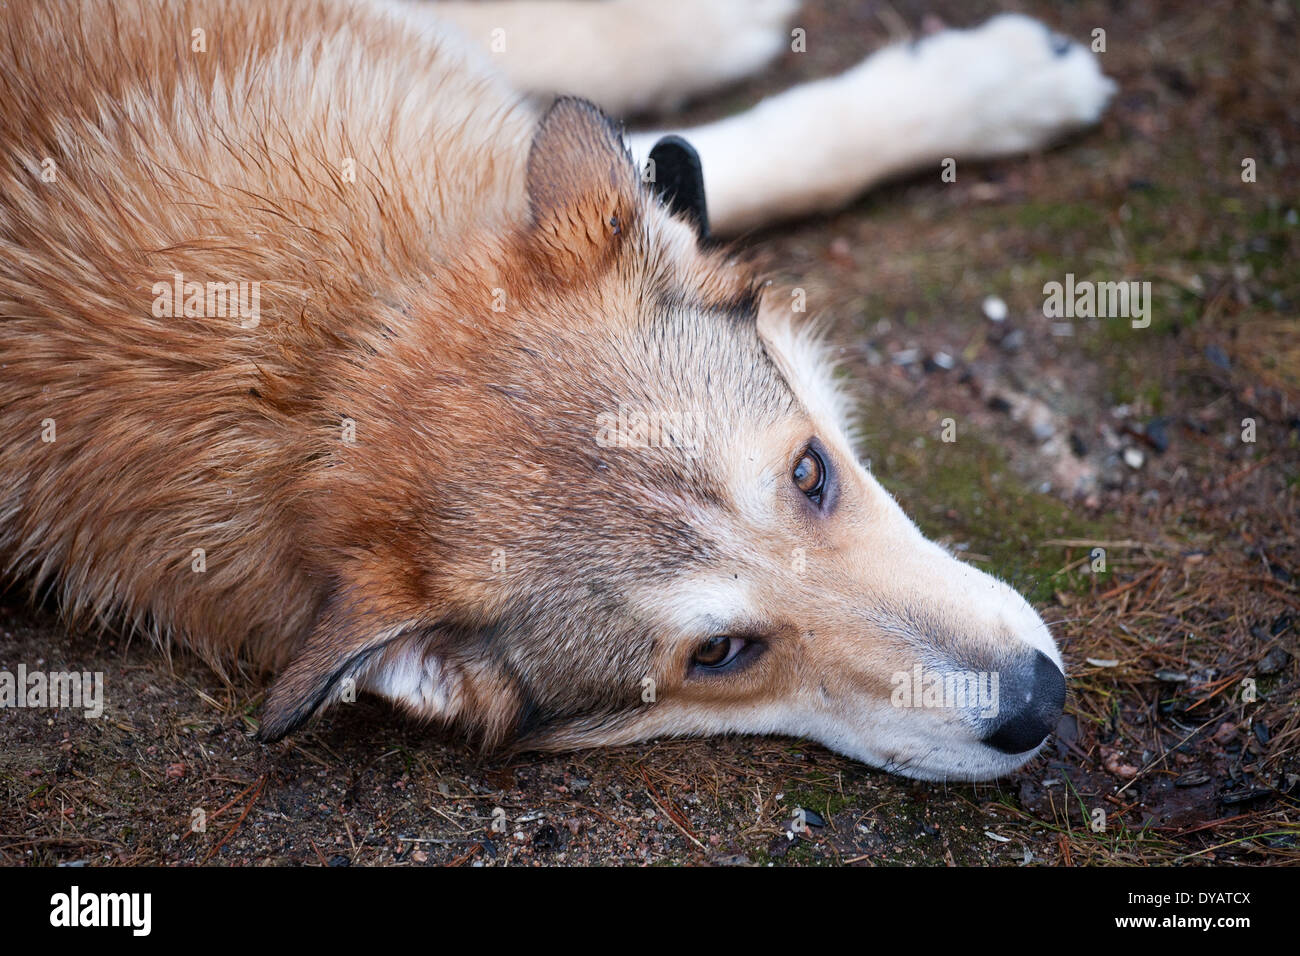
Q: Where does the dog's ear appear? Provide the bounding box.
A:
[525,96,637,263]
[258,599,412,742]
[646,135,710,241]
[259,605,513,745]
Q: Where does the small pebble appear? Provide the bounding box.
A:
[1204,344,1231,370]
[1144,417,1170,453]
[1123,447,1145,469]
[1257,646,1291,675]
[801,808,826,828]
[982,295,1008,322]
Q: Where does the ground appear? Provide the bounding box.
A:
[1,0,1296,866]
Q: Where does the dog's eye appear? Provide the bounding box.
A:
[793,447,826,502]
[693,635,745,669]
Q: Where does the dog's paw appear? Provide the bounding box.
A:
[911,12,1116,155]
[696,0,802,82]
[630,0,800,105]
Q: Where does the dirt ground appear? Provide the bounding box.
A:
[1,0,1296,866]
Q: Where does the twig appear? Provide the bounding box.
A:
[640,768,706,852]
[447,843,483,867]
[1099,567,1159,601]
[202,774,267,863]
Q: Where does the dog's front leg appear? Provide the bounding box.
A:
[629,14,1116,236]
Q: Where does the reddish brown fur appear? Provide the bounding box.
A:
[0,0,768,743]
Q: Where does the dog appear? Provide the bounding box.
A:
[0,0,1113,780]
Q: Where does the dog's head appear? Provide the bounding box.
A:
[260,98,1064,781]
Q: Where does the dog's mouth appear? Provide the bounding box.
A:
[775,640,1067,781]
[812,713,1062,782]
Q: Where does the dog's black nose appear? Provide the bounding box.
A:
[982,650,1066,755]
